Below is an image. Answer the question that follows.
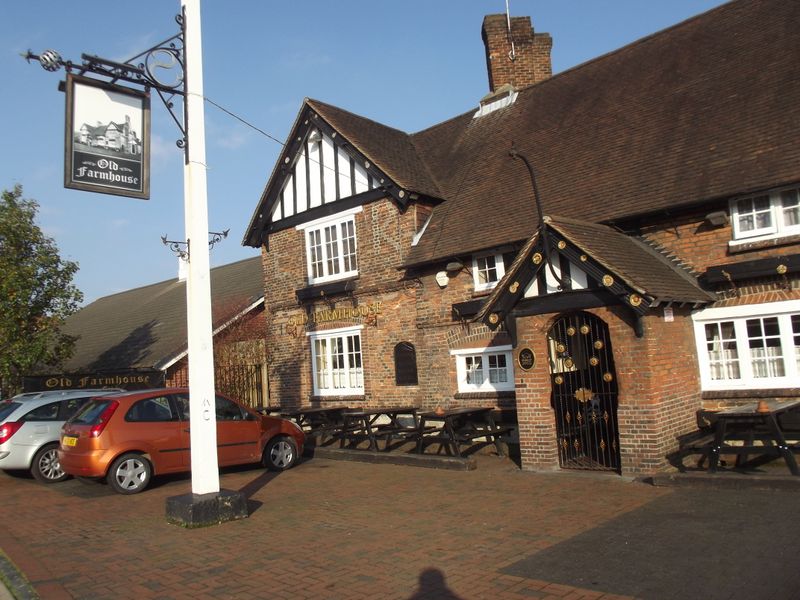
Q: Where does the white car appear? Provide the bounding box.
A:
[0,389,122,483]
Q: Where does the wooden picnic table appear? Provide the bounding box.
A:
[707,399,800,475]
[280,406,349,443]
[416,406,513,458]
[339,406,422,451]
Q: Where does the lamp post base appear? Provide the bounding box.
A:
[166,489,248,528]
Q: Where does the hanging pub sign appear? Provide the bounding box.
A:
[64,73,150,199]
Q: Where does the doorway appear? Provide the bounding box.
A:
[547,312,621,471]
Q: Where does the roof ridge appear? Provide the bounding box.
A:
[306,98,411,138]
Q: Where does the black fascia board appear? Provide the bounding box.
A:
[452,298,486,320]
[296,277,357,303]
[510,288,622,318]
[700,253,800,285]
[267,188,385,234]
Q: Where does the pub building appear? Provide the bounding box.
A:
[243,0,800,477]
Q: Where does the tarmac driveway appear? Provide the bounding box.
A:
[0,456,798,599]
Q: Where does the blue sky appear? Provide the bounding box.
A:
[1,1,727,305]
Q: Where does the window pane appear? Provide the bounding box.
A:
[793,314,800,374]
[347,334,363,388]
[487,353,508,383]
[24,401,60,421]
[704,322,740,380]
[340,220,357,272]
[465,355,484,384]
[331,336,345,388]
[324,224,340,276]
[736,195,772,232]
[476,255,498,285]
[746,317,784,378]
[781,189,800,227]
[127,397,174,422]
[315,338,329,390]
[215,396,244,421]
[308,230,323,278]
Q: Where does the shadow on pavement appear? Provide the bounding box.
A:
[501,487,800,599]
[407,568,463,600]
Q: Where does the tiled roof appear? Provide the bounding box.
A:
[58,257,264,373]
[546,216,713,303]
[306,99,443,199]
[476,215,714,324]
[279,0,799,269]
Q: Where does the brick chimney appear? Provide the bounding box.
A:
[482,14,552,92]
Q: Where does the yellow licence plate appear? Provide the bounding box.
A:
[62,436,78,447]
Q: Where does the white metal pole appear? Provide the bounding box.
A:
[181,0,219,495]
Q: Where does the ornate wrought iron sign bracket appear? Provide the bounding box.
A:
[162,229,229,261]
[23,12,188,151]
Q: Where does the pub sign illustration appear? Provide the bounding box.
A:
[64,74,151,199]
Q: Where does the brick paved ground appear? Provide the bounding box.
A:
[1,455,798,600]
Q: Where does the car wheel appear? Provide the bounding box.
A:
[263,436,298,471]
[31,444,68,483]
[107,453,152,494]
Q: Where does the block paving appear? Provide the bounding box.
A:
[1,455,798,599]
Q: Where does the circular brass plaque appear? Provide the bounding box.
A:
[517,348,535,371]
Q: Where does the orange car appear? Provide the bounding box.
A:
[59,388,304,494]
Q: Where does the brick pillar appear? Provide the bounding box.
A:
[482,14,552,92]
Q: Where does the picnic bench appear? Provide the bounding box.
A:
[416,406,514,458]
[675,400,800,474]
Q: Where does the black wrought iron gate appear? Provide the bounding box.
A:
[547,312,620,472]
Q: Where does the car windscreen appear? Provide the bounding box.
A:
[69,399,113,425]
[0,402,21,421]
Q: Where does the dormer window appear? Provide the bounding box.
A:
[472,251,511,292]
[473,84,518,119]
[730,187,800,242]
[297,206,362,285]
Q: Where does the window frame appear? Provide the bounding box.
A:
[296,207,362,285]
[450,345,515,393]
[308,325,365,396]
[471,252,507,293]
[692,300,800,390]
[729,186,800,243]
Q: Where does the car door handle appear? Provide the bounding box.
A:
[183,428,190,433]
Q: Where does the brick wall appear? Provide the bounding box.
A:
[638,205,800,273]
[511,305,702,476]
[261,196,522,412]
